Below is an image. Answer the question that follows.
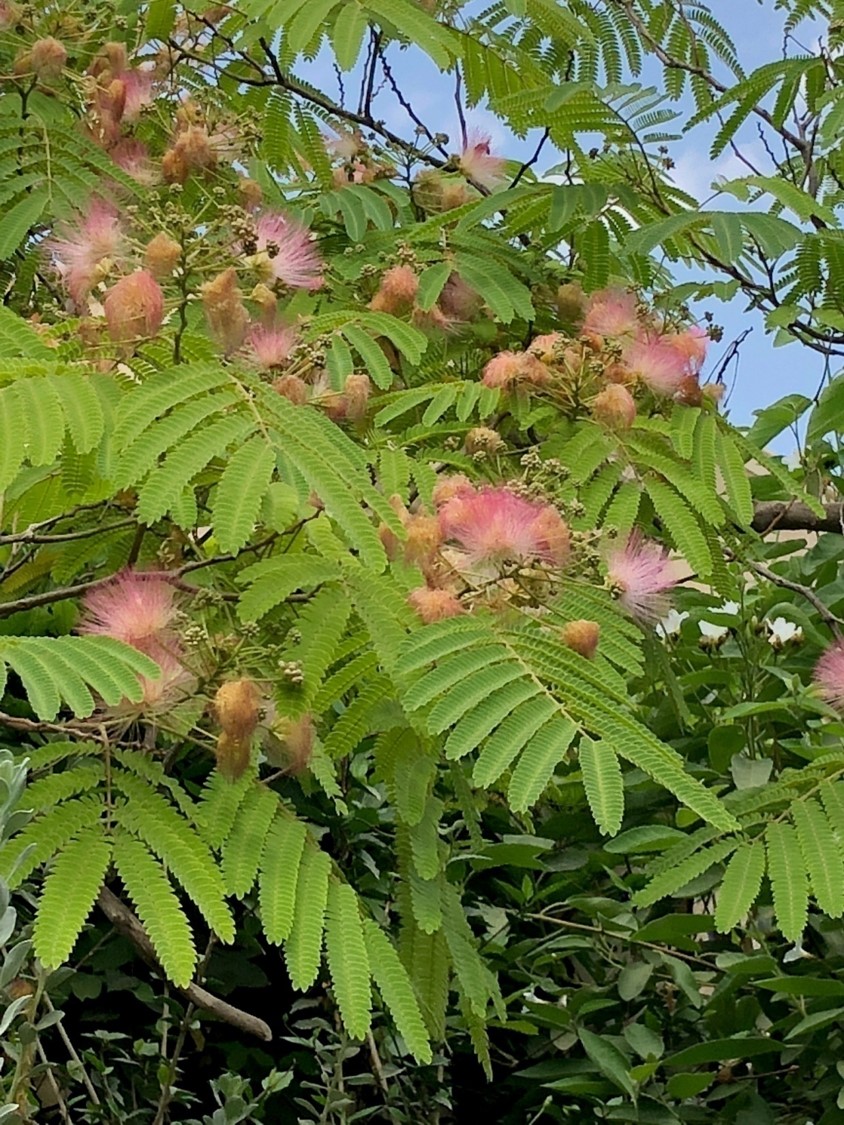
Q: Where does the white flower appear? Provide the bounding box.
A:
[767,616,802,645]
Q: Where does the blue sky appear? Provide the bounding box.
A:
[307,3,830,445]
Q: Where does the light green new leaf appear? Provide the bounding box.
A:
[325,881,372,1039]
[580,737,624,836]
[34,831,112,968]
[714,840,766,932]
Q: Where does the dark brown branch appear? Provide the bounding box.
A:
[739,555,843,633]
[751,501,844,535]
[97,887,272,1042]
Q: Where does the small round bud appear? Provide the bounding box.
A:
[561,619,600,660]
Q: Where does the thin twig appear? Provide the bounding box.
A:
[509,126,551,189]
[736,554,844,634]
[41,993,101,1108]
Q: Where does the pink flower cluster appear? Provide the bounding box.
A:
[436,481,569,570]
[45,198,124,308]
[582,288,709,398]
[78,570,193,712]
[607,532,678,624]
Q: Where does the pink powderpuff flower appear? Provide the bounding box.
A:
[607,533,677,624]
[325,129,361,161]
[582,289,640,340]
[253,212,324,290]
[482,351,550,390]
[439,485,570,569]
[110,138,155,185]
[624,336,687,396]
[45,198,123,307]
[459,129,505,191]
[248,322,298,369]
[813,641,844,710]
[133,641,195,713]
[103,269,165,344]
[408,587,465,623]
[369,265,419,315]
[78,570,179,650]
[665,325,708,373]
[121,64,155,119]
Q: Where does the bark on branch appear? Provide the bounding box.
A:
[751,501,844,535]
[97,887,272,1042]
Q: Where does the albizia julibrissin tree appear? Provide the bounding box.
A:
[4,0,844,1120]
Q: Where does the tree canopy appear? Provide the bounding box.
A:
[3,0,844,1122]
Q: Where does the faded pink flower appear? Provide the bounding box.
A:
[624,336,687,396]
[248,323,298,369]
[582,289,639,340]
[408,587,465,623]
[439,273,480,322]
[439,485,569,569]
[134,641,195,712]
[432,474,475,508]
[482,351,550,390]
[110,138,155,184]
[78,570,179,650]
[607,533,677,623]
[45,198,123,306]
[253,212,323,290]
[121,65,155,119]
[665,325,708,373]
[103,269,164,344]
[529,333,566,364]
[369,265,419,315]
[813,641,844,710]
[325,129,361,160]
[459,129,505,191]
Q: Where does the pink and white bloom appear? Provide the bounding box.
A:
[248,323,298,369]
[133,641,195,712]
[624,336,687,396]
[45,198,123,307]
[665,324,708,373]
[438,485,569,569]
[253,212,324,290]
[459,129,505,191]
[607,533,677,624]
[582,289,640,340]
[814,641,844,710]
[78,570,179,651]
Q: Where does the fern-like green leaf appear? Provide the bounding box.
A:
[211,436,276,553]
[222,784,279,899]
[34,831,111,969]
[508,718,577,812]
[766,821,809,943]
[792,798,844,918]
[634,839,738,907]
[112,831,197,988]
[259,815,308,945]
[115,771,234,942]
[408,796,442,880]
[0,796,104,886]
[364,919,432,1063]
[579,737,624,836]
[714,840,766,932]
[325,881,372,1039]
[285,845,331,991]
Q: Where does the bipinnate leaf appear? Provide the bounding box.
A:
[259,815,307,945]
[222,784,279,899]
[364,919,432,1063]
[766,822,808,943]
[112,832,197,988]
[211,436,276,553]
[715,840,766,932]
[325,881,372,1039]
[792,797,844,917]
[285,846,331,991]
[580,736,624,836]
[34,832,112,969]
